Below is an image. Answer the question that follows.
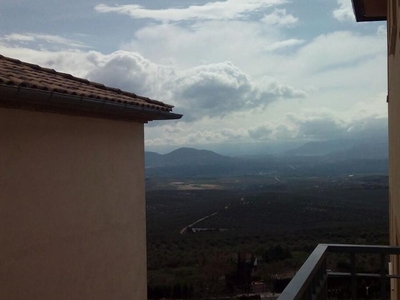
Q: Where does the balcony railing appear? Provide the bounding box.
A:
[278,244,400,300]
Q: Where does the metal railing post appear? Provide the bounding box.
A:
[380,254,386,300]
[322,258,328,299]
[351,252,357,300]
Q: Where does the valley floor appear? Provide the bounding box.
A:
[146,174,389,299]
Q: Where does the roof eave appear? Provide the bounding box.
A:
[145,111,183,121]
[352,0,387,22]
[0,84,182,122]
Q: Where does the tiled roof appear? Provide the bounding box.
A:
[0,54,182,121]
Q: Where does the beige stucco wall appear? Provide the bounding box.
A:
[0,107,147,300]
[388,0,400,299]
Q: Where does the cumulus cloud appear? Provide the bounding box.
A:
[86,52,306,121]
[333,0,355,22]
[261,9,298,27]
[95,0,285,22]
[87,51,175,97]
[175,62,254,114]
[0,40,305,123]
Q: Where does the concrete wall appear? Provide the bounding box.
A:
[388,0,400,298]
[0,107,147,300]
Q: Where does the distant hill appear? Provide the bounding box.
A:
[145,151,165,166]
[145,147,231,167]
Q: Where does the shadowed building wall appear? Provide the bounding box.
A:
[388,1,400,298]
[0,108,147,300]
[350,0,400,298]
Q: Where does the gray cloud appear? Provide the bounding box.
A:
[248,123,296,141]
[290,114,388,141]
[146,126,249,146]
[248,114,388,143]
[274,124,295,140]
[174,62,254,119]
[174,62,306,120]
[296,117,345,139]
[248,124,274,140]
[346,117,388,140]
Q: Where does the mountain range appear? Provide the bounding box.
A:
[145,139,388,177]
[145,147,231,167]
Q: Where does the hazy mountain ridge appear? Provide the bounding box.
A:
[145,147,232,167]
[145,140,388,177]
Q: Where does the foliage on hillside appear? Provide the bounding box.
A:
[146,175,388,299]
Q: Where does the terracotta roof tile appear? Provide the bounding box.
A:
[0,54,179,118]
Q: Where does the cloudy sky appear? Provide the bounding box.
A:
[0,0,388,155]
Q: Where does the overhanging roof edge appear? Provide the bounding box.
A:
[0,84,183,122]
[351,0,387,22]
